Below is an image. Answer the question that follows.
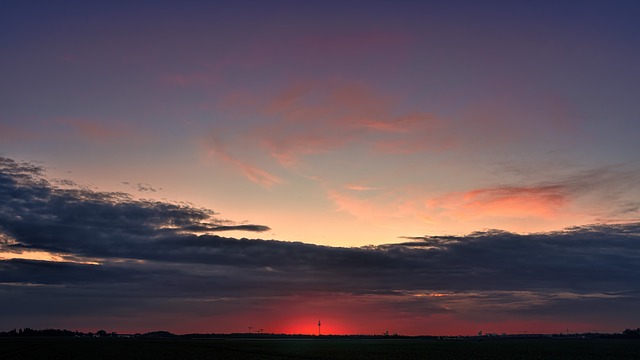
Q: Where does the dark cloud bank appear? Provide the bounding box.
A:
[1,156,639,332]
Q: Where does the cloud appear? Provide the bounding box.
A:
[204,78,588,198]
[217,77,577,171]
[122,181,160,192]
[0,123,37,141]
[255,79,453,166]
[1,157,639,333]
[327,189,419,225]
[12,220,638,296]
[428,185,568,219]
[426,166,640,223]
[204,138,283,188]
[392,223,640,289]
[0,156,270,260]
[58,118,135,142]
[345,184,379,191]
[322,164,640,240]
[0,118,142,147]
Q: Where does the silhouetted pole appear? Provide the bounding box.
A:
[318,320,321,336]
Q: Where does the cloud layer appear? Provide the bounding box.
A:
[1,157,639,334]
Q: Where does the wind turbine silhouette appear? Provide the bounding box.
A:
[318,320,321,336]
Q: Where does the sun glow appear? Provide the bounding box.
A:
[272,316,353,335]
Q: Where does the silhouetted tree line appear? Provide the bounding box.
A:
[0,328,84,337]
[0,328,123,338]
[1,328,639,338]
[622,328,640,338]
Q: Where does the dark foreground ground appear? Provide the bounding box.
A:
[1,337,640,360]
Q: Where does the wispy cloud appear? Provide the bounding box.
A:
[0,123,38,141]
[220,78,558,172]
[345,184,380,191]
[205,138,283,188]
[327,189,421,225]
[121,181,163,193]
[323,165,640,236]
[427,166,640,223]
[256,79,451,166]
[428,185,568,219]
[58,118,135,142]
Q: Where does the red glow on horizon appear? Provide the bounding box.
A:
[269,316,354,335]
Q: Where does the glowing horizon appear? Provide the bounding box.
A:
[1,0,640,336]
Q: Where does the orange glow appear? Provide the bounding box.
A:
[0,250,65,262]
[0,250,100,265]
[413,292,448,297]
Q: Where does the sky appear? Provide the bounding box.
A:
[1,0,640,335]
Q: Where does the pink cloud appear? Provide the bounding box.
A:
[428,185,568,220]
[264,129,357,167]
[58,118,134,142]
[328,190,378,220]
[0,123,37,141]
[256,80,452,165]
[328,189,422,225]
[327,167,639,235]
[205,137,282,188]
[253,82,582,162]
[345,184,379,191]
[265,80,316,114]
[254,78,574,165]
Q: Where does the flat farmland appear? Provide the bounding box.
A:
[1,337,639,359]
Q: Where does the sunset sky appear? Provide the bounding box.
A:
[1,0,640,335]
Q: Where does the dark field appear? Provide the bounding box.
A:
[1,337,640,360]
